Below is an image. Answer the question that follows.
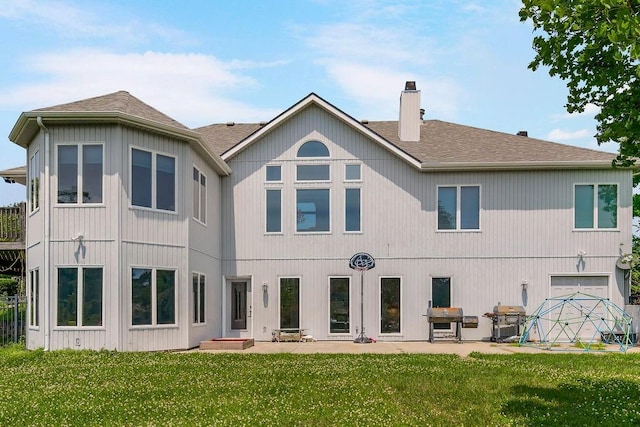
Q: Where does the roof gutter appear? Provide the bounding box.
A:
[420,160,622,172]
[11,111,232,176]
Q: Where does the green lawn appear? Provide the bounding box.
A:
[1,346,639,426]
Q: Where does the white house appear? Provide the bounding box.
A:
[6,82,633,351]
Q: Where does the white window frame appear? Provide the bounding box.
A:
[328,276,351,335]
[344,163,362,182]
[265,165,282,183]
[379,276,403,336]
[436,184,481,231]
[573,183,619,231]
[54,266,105,330]
[265,188,283,234]
[295,164,331,182]
[192,272,206,325]
[192,166,207,225]
[29,150,40,214]
[130,266,178,328]
[28,268,39,330]
[129,147,178,213]
[344,187,362,233]
[55,142,105,206]
[295,188,331,234]
[278,276,302,330]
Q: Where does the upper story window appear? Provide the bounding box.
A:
[345,164,361,181]
[297,189,330,232]
[297,140,329,158]
[266,165,282,182]
[57,144,103,204]
[193,167,206,224]
[296,165,330,181]
[437,185,480,231]
[29,150,40,213]
[131,148,176,212]
[575,184,617,229]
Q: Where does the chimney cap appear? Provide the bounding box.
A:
[404,81,417,91]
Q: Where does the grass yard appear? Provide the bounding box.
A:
[0,346,639,426]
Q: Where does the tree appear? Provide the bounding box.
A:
[519,0,640,166]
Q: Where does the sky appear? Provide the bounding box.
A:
[0,0,618,207]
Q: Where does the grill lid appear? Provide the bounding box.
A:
[427,307,463,321]
[493,305,525,315]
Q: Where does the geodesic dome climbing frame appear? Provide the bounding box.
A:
[519,292,634,352]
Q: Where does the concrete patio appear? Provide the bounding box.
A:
[193,340,639,356]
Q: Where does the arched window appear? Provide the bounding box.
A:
[297,140,329,158]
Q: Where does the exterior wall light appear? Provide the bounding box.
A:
[262,282,269,292]
[521,280,528,291]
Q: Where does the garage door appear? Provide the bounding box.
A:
[550,275,609,299]
[549,275,609,341]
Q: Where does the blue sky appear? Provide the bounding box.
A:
[0,0,616,206]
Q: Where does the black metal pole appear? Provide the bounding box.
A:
[354,270,371,343]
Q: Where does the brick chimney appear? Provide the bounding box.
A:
[398,81,421,142]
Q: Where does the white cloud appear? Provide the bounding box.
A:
[547,128,591,141]
[303,16,464,120]
[0,0,194,45]
[0,50,280,125]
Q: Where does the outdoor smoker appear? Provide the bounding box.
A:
[426,302,478,343]
[485,304,526,342]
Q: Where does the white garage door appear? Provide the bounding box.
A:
[550,275,609,299]
[549,275,609,341]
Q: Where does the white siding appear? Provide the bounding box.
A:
[221,105,632,341]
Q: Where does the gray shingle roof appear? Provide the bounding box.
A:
[23,90,618,168]
[33,91,189,130]
[363,120,616,164]
[195,123,263,155]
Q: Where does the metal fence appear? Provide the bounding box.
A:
[0,295,26,346]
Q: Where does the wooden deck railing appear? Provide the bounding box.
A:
[0,203,25,244]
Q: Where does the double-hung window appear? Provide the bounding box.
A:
[437,185,480,230]
[29,151,40,213]
[192,273,205,324]
[57,144,103,204]
[131,268,176,326]
[131,148,176,212]
[57,267,103,327]
[193,167,206,224]
[574,184,617,229]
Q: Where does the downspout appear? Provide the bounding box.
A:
[36,116,51,351]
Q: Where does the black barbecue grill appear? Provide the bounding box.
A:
[426,306,478,343]
[485,304,526,342]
